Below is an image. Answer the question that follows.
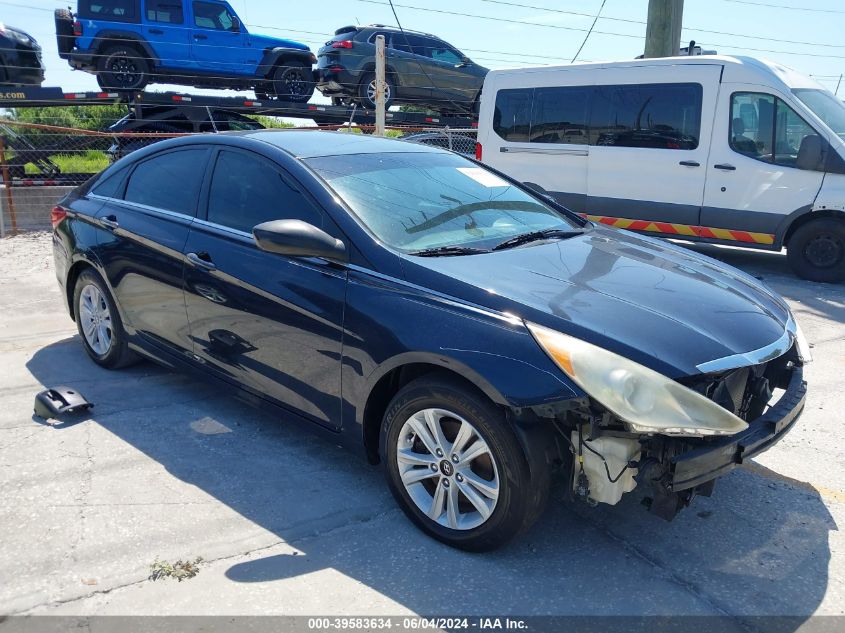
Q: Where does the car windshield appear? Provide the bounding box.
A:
[793,89,845,141]
[305,151,578,252]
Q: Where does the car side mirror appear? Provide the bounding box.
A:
[456,57,471,67]
[253,219,348,263]
[795,134,826,171]
[230,16,241,32]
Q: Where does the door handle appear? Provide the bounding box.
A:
[148,28,164,35]
[679,160,700,167]
[714,163,736,171]
[193,34,208,40]
[100,215,118,230]
[186,251,216,271]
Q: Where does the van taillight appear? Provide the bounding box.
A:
[50,206,67,229]
[73,20,83,37]
[475,143,482,160]
[331,40,353,49]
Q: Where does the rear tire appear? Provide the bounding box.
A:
[73,269,137,369]
[786,217,845,283]
[382,373,547,551]
[357,72,395,110]
[96,45,149,91]
[271,62,314,103]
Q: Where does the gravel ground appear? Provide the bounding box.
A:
[0,231,843,624]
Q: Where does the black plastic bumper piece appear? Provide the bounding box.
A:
[669,366,806,492]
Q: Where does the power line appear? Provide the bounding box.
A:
[721,0,845,13]
[571,0,607,63]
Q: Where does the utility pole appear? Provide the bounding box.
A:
[374,34,386,137]
[644,0,684,58]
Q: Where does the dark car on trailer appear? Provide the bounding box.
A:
[0,23,45,86]
[317,24,487,114]
[51,130,810,551]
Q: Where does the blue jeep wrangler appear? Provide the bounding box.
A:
[55,1,316,101]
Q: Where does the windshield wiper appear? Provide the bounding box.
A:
[408,245,490,257]
[492,228,584,251]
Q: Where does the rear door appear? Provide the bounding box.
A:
[586,65,720,231]
[482,73,592,214]
[93,146,210,357]
[188,0,252,74]
[389,33,434,101]
[701,88,825,244]
[142,0,189,68]
[182,148,346,430]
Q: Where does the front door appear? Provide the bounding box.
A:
[94,147,210,357]
[586,65,721,231]
[701,87,825,244]
[182,148,346,429]
[142,0,190,69]
[189,0,252,75]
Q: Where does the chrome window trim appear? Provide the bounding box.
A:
[696,314,795,373]
[91,194,196,222]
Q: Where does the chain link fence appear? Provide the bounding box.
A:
[0,118,477,235]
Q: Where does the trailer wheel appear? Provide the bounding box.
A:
[54,9,75,59]
[96,45,149,91]
[787,216,845,283]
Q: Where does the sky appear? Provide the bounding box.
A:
[3,0,845,102]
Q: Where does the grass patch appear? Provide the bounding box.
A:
[22,150,109,175]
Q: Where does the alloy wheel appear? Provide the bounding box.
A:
[107,55,141,88]
[366,79,391,107]
[395,408,500,530]
[78,284,113,356]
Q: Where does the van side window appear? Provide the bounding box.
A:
[730,92,820,169]
[531,87,589,144]
[493,89,532,142]
[589,83,702,149]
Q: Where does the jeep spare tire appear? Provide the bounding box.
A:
[54,9,75,59]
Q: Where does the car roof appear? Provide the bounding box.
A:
[238,129,444,158]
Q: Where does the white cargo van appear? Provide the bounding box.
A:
[476,56,845,282]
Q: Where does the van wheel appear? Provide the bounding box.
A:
[787,217,845,283]
[73,269,138,369]
[96,45,149,91]
[382,373,547,551]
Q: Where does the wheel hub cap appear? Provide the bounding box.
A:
[805,233,843,268]
[396,408,500,531]
[79,284,113,356]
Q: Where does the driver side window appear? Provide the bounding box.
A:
[730,92,819,168]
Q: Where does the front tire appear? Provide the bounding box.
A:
[787,217,845,283]
[96,45,149,91]
[383,374,546,551]
[271,62,315,103]
[73,269,137,369]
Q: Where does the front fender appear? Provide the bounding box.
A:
[257,48,316,77]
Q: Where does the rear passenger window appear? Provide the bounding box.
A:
[81,0,138,21]
[531,87,589,144]
[589,83,702,149]
[124,148,207,215]
[206,151,322,233]
[91,165,129,199]
[146,0,183,23]
[493,89,532,142]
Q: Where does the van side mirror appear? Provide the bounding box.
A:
[230,16,241,32]
[796,134,826,171]
[253,219,348,263]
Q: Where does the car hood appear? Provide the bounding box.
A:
[401,226,792,378]
[249,33,310,51]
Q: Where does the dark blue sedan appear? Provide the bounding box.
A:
[51,131,810,550]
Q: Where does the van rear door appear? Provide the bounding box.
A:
[586,65,721,232]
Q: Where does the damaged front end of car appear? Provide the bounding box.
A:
[526,318,810,521]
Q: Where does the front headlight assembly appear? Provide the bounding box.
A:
[526,322,749,437]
